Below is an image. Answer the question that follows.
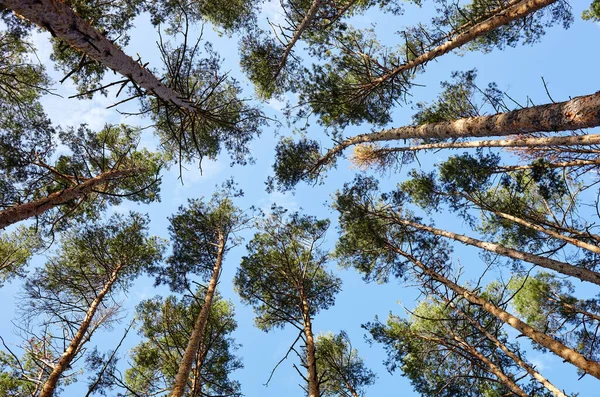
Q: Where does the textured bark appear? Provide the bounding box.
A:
[363,134,600,154]
[370,0,558,86]
[315,91,600,171]
[448,331,530,397]
[394,247,600,379]
[446,298,568,397]
[395,217,600,286]
[170,232,226,397]
[301,293,320,397]
[1,0,194,110]
[0,168,139,230]
[38,262,124,397]
[273,0,322,81]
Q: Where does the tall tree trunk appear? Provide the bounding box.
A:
[393,216,600,285]
[370,0,558,87]
[0,168,139,230]
[315,91,600,172]
[301,293,320,397]
[38,262,124,397]
[444,295,568,397]
[273,0,322,81]
[497,158,600,172]
[170,232,226,397]
[447,330,530,397]
[392,245,600,379]
[1,0,194,110]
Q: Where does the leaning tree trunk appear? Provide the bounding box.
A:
[38,262,124,397]
[445,298,568,397]
[0,168,139,230]
[315,91,600,172]
[1,0,195,110]
[393,246,600,379]
[392,215,600,286]
[300,292,320,397]
[447,330,530,397]
[370,0,558,87]
[170,232,226,397]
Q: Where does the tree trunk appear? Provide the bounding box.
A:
[315,91,600,171]
[38,262,124,397]
[393,246,600,379]
[445,296,568,397]
[1,0,194,110]
[170,232,226,397]
[447,331,530,397]
[273,0,322,81]
[0,168,139,230]
[301,294,320,397]
[371,0,558,86]
[394,216,600,286]
[497,158,600,172]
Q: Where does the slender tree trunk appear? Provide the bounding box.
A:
[497,158,600,172]
[273,0,322,81]
[170,232,226,397]
[358,134,600,155]
[393,246,600,379]
[38,262,124,397]
[447,331,530,397]
[370,0,558,86]
[393,215,600,285]
[479,205,600,255]
[444,296,568,397]
[0,168,139,230]
[1,0,194,110]
[315,91,600,172]
[301,294,320,397]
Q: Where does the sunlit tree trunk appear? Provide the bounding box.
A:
[170,232,226,397]
[0,168,138,230]
[38,262,124,397]
[393,246,600,379]
[1,0,194,110]
[300,292,320,397]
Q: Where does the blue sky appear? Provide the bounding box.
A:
[1,1,600,396]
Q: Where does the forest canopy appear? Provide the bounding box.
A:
[0,0,599,396]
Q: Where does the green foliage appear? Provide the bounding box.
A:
[316,331,376,397]
[269,137,323,192]
[234,209,341,331]
[152,186,247,292]
[0,226,41,287]
[582,0,600,21]
[149,41,264,166]
[125,291,242,397]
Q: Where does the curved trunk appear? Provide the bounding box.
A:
[315,91,600,172]
[1,0,194,110]
[393,246,600,379]
[0,168,139,230]
[170,232,226,397]
[395,216,600,286]
[38,262,124,397]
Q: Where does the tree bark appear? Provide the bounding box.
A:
[301,293,320,397]
[273,0,322,81]
[38,262,124,397]
[1,0,194,110]
[393,246,600,379]
[315,91,600,172]
[393,216,600,286]
[0,168,139,230]
[447,330,530,397]
[445,297,568,397]
[370,0,558,87]
[170,232,226,397]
